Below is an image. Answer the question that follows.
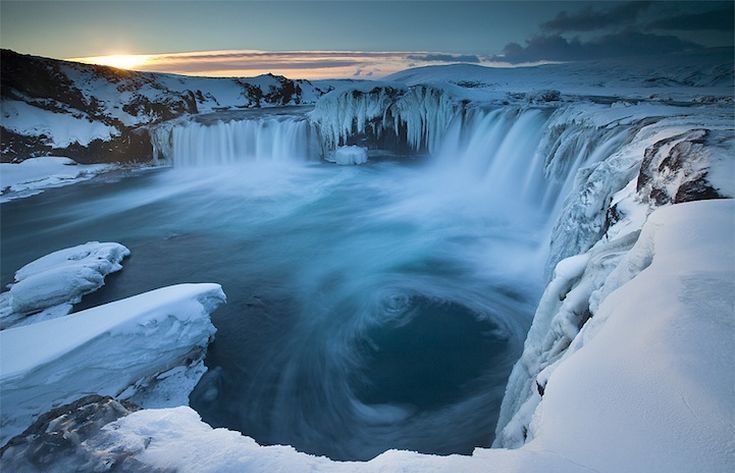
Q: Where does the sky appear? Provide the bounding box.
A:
[1,1,733,79]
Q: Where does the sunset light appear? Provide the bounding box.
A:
[71,54,150,70]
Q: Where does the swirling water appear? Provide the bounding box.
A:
[1,107,586,460]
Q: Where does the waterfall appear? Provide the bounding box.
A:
[430,106,638,229]
[151,116,319,167]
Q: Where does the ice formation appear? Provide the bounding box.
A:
[0,283,225,445]
[0,242,130,329]
[309,84,457,154]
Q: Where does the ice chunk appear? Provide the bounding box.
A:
[330,145,368,165]
[0,283,226,444]
[0,242,130,329]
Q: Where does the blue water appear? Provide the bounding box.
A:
[0,158,545,460]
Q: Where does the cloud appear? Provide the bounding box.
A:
[146,59,360,74]
[405,53,480,63]
[542,1,651,32]
[494,31,702,64]
[646,5,735,31]
[71,50,503,79]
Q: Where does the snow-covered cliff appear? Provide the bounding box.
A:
[495,116,734,447]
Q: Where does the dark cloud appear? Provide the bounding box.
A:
[542,1,651,32]
[405,53,480,63]
[494,31,702,64]
[646,5,735,31]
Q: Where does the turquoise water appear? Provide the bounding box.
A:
[1,158,545,460]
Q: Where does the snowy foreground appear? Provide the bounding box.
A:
[0,283,226,445]
[0,157,113,202]
[1,201,732,472]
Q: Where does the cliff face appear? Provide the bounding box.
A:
[0,49,323,163]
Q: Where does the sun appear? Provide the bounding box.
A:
[70,54,151,70]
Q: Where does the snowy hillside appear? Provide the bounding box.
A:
[0,49,335,163]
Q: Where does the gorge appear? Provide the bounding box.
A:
[1,46,733,473]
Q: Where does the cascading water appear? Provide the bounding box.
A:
[6,99,650,461]
[151,114,319,166]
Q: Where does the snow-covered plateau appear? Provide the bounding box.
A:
[0,47,733,472]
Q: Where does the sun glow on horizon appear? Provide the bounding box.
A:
[70,54,151,70]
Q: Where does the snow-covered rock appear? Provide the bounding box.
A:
[330,145,368,165]
[0,156,113,202]
[0,242,130,329]
[0,283,226,445]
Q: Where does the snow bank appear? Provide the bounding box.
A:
[330,145,368,165]
[0,283,225,444]
[526,199,734,473]
[0,242,130,329]
[0,156,113,202]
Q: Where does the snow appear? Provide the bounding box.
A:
[330,145,368,165]
[0,100,118,147]
[0,283,225,445]
[0,242,130,329]
[528,199,735,473]
[0,156,113,202]
[386,48,733,102]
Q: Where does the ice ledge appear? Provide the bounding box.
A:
[0,283,226,445]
